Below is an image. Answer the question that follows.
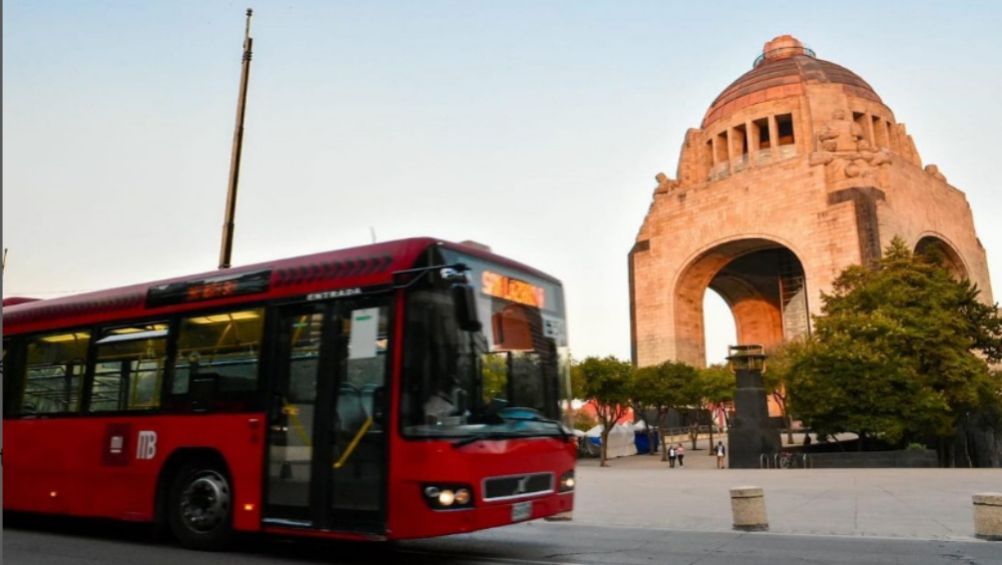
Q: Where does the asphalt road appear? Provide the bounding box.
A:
[4,515,1001,565]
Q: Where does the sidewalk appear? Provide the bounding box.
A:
[572,452,1000,540]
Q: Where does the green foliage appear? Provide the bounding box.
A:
[762,343,795,397]
[569,356,587,400]
[575,356,633,411]
[762,342,807,438]
[632,361,698,415]
[572,356,634,465]
[786,334,943,444]
[631,360,699,458]
[689,363,735,447]
[696,364,735,406]
[786,237,1002,446]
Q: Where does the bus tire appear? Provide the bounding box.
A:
[167,460,233,550]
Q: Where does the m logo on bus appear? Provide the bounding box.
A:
[136,431,157,460]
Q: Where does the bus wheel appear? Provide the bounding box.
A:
[168,461,233,550]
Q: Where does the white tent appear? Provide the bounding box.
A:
[585,423,637,458]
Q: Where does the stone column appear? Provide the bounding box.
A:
[864,113,875,148]
[726,346,781,469]
[767,115,779,151]
[726,128,736,166]
[746,120,759,153]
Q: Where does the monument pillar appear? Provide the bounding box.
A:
[726,345,781,468]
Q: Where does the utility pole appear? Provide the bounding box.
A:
[218,9,254,269]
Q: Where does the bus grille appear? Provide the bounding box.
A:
[482,472,554,501]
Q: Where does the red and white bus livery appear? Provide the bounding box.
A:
[2,238,575,548]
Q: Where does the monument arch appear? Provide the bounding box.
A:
[672,237,808,367]
[915,233,969,281]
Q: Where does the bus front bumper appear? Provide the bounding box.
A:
[388,490,575,540]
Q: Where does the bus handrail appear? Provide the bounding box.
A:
[281,399,313,448]
[333,416,374,470]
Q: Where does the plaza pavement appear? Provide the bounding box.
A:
[571,441,1002,541]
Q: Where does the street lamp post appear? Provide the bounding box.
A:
[726,345,781,468]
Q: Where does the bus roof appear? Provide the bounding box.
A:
[2,237,560,336]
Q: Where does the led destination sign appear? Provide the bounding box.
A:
[481,270,545,309]
[146,270,271,307]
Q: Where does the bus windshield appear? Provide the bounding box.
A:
[401,248,570,439]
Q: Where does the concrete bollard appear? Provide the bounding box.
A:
[973,492,1002,541]
[730,486,768,531]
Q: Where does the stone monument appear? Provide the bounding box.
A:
[629,35,993,373]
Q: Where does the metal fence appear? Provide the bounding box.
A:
[760,452,811,469]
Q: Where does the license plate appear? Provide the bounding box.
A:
[511,500,532,522]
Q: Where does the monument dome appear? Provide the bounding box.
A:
[703,35,882,128]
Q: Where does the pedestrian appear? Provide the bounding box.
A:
[676,443,685,468]
[714,440,726,469]
[668,444,677,468]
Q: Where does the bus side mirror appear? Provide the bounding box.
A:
[452,283,482,332]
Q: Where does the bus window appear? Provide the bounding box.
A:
[344,306,390,391]
[89,323,168,412]
[173,309,264,396]
[22,331,91,414]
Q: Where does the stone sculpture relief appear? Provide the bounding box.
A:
[810,109,891,182]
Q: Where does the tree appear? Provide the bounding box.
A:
[569,355,588,401]
[573,356,633,466]
[786,330,942,448]
[627,370,658,456]
[959,369,1002,467]
[762,343,805,444]
[694,364,735,448]
[786,238,1002,457]
[632,361,698,461]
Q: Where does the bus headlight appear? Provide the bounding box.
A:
[559,470,575,492]
[422,483,475,510]
[438,489,456,506]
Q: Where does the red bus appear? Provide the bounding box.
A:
[2,237,575,548]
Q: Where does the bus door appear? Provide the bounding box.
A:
[264,299,389,532]
[328,300,390,530]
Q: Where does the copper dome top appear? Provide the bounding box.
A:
[702,35,882,128]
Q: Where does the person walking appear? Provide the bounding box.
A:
[676,443,686,468]
[668,444,677,468]
[714,440,726,469]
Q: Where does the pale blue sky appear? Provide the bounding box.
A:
[4,1,1002,364]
